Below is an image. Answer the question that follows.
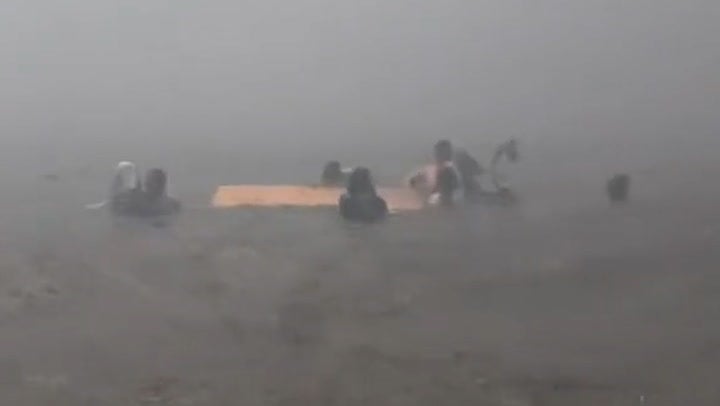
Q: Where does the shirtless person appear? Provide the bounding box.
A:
[407,140,465,206]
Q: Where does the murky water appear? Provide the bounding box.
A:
[0,133,717,404]
[1,0,719,403]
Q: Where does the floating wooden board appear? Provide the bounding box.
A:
[212,185,423,212]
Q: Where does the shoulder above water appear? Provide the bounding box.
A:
[339,193,388,223]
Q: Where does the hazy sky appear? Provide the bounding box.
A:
[1,0,718,153]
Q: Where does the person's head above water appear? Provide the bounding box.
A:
[347,167,376,196]
[322,161,344,185]
[434,140,454,164]
[340,167,388,223]
[144,168,168,200]
[607,174,630,203]
[111,161,140,196]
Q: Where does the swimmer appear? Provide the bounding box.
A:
[606,174,630,203]
[339,167,388,223]
[108,161,144,215]
[407,140,464,206]
[321,161,353,186]
[139,168,181,216]
[454,148,484,197]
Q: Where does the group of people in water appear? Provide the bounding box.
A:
[102,138,628,224]
[105,161,181,217]
[329,138,629,224]
[103,139,518,223]
[327,138,519,223]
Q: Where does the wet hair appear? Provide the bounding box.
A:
[606,174,630,203]
[322,161,344,185]
[340,167,387,222]
[347,167,376,196]
[434,140,453,163]
[144,168,167,201]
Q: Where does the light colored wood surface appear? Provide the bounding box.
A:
[212,185,423,211]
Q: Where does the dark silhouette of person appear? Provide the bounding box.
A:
[433,139,453,164]
[434,165,460,207]
[453,148,484,197]
[339,167,388,223]
[607,174,630,203]
[139,168,181,216]
[408,140,463,205]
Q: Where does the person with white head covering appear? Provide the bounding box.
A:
[111,161,140,195]
[87,162,181,220]
[109,161,143,215]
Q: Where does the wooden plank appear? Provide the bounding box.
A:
[212,185,423,212]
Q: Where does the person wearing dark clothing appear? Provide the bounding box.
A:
[606,174,630,203]
[453,148,484,197]
[139,168,181,216]
[339,167,388,223]
[434,165,460,207]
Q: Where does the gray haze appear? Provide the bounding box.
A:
[0,1,720,405]
[1,0,718,156]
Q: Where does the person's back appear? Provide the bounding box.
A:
[339,194,388,223]
[431,165,460,207]
[139,168,181,217]
[339,167,388,223]
[606,174,630,203]
[453,149,483,196]
[111,188,145,215]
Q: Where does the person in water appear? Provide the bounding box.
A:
[109,161,144,215]
[100,163,180,218]
[139,168,181,216]
[453,148,484,197]
[606,173,630,204]
[408,140,464,205]
[432,165,461,207]
[321,161,353,186]
[339,167,388,223]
